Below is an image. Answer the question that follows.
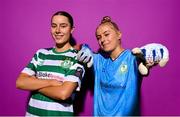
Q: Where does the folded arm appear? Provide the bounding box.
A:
[38,81,77,100]
[16,73,77,100]
[16,73,62,91]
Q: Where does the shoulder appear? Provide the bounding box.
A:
[122,49,134,56]
[70,48,79,54]
[35,48,53,54]
[32,48,54,60]
[62,48,79,58]
[124,49,132,54]
[121,49,136,61]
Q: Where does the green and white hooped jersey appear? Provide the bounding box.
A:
[22,47,85,116]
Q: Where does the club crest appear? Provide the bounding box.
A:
[119,62,128,74]
[61,58,73,69]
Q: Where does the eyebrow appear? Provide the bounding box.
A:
[51,22,68,25]
[59,23,68,25]
[97,30,109,36]
[103,31,109,34]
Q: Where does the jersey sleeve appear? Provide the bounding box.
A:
[64,63,85,91]
[21,49,41,76]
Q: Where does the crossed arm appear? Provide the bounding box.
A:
[16,73,77,100]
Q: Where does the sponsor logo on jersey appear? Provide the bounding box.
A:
[100,81,126,89]
[37,72,64,81]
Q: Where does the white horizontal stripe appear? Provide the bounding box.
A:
[22,68,35,76]
[37,48,54,55]
[25,112,39,117]
[69,63,79,69]
[61,51,76,57]
[41,59,63,66]
[31,58,38,67]
[29,98,73,112]
[65,75,81,91]
[40,59,78,68]
[38,48,76,56]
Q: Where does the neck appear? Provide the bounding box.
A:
[110,46,124,60]
[55,43,72,52]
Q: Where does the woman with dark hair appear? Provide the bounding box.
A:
[16,11,85,116]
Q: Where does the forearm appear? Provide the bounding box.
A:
[16,73,54,91]
[39,86,65,100]
[39,81,77,100]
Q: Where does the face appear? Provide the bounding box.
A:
[51,15,74,45]
[96,24,121,52]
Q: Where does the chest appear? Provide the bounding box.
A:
[35,54,77,80]
[97,59,130,89]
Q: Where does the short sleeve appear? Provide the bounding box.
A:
[21,49,41,76]
[64,63,85,91]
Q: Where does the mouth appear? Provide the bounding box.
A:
[102,43,110,48]
[55,35,64,40]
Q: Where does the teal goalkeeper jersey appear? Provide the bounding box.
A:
[93,49,141,116]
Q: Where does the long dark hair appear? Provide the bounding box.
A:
[51,11,74,28]
[51,11,76,46]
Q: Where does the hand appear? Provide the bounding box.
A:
[76,44,93,68]
[48,79,63,87]
[132,43,169,75]
[140,43,169,67]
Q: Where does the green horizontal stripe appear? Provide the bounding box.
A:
[37,65,76,76]
[38,52,77,62]
[27,105,73,116]
[66,70,76,76]
[52,48,77,54]
[27,63,35,71]
[31,93,73,104]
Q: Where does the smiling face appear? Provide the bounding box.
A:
[51,15,74,46]
[96,23,122,53]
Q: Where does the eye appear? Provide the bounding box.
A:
[60,24,68,28]
[51,23,57,28]
[104,33,109,37]
[96,35,101,40]
[61,25,66,28]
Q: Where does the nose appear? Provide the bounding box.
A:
[100,37,105,44]
[55,27,61,34]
